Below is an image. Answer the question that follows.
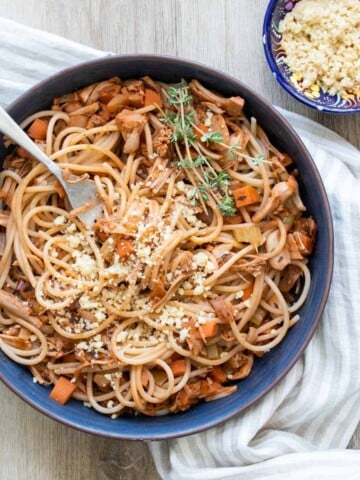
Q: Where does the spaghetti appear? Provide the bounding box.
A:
[0,77,316,416]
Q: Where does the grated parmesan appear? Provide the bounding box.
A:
[280,0,360,95]
[54,215,66,226]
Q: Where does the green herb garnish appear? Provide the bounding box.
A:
[162,81,237,216]
[200,131,223,144]
[251,154,265,166]
[219,196,236,216]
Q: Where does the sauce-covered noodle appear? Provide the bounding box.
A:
[0,77,316,416]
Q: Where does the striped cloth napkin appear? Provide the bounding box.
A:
[1,16,360,480]
[150,116,360,479]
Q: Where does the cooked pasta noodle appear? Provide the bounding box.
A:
[0,76,316,416]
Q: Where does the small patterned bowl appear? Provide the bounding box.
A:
[263,0,360,114]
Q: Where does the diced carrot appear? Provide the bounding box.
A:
[242,282,254,301]
[211,366,227,383]
[232,185,261,208]
[141,370,149,387]
[199,320,219,338]
[116,238,134,258]
[144,88,163,108]
[170,359,187,377]
[27,118,48,141]
[49,376,77,405]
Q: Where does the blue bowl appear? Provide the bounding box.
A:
[263,0,360,114]
[0,55,333,439]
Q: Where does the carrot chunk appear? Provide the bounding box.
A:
[144,89,163,108]
[211,366,227,383]
[170,359,187,377]
[242,282,254,301]
[199,320,219,338]
[116,238,134,258]
[49,376,77,405]
[232,186,261,208]
[27,118,48,141]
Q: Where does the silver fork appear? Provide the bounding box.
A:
[0,106,104,228]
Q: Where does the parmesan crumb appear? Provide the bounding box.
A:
[179,327,190,342]
[65,223,77,233]
[73,253,97,277]
[54,215,66,226]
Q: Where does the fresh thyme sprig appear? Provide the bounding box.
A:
[163,110,196,144]
[200,131,224,144]
[252,154,264,165]
[219,195,236,216]
[161,80,236,216]
[192,123,271,166]
[193,125,242,160]
[187,184,209,206]
[167,80,192,106]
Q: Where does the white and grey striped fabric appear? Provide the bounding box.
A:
[1,17,360,480]
[150,116,360,479]
[0,18,106,108]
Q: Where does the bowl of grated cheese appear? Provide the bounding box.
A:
[263,0,360,113]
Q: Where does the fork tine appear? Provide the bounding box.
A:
[64,180,104,229]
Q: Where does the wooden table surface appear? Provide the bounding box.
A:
[0,1,359,479]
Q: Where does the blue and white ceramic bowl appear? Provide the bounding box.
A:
[263,0,360,114]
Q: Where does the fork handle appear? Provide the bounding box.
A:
[0,106,65,184]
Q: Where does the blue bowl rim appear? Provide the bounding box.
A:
[263,0,360,115]
[0,53,334,440]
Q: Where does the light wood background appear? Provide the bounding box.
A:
[0,1,359,479]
